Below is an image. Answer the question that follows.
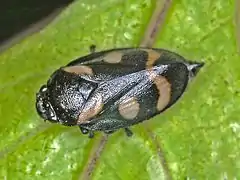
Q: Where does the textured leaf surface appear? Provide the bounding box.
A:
[0,0,239,179]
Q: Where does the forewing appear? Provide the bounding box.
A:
[63,48,163,81]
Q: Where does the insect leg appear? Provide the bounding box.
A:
[124,128,133,137]
[79,126,89,134]
[89,44,96,53]
[79,126,94,138]
[88,131,95,138]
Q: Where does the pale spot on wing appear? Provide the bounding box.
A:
[141,49,162,67]
[118,97,140,120]
[153,75,171,111]
[103,51,123,63]
[63,65,93,75]
[77,93,103,124]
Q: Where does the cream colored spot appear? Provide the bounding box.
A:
[153,75,171,111]
[77,93,103,124]
[63,65,93,75]
[118,97,140,120]
[141,49,162,67]
[103,51,123,63]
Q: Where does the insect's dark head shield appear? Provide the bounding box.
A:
[36,68,99,126]
[36,85,58,123]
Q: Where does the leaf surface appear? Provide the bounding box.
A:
[0,0,239,179]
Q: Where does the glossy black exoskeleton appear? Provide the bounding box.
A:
[36,45,204,138]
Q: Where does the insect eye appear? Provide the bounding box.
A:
[39,84,48,93]
[36,86,57,122]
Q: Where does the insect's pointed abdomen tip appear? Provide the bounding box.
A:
[196,62,205,68]
[187,61,205,77]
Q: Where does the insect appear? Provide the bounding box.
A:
[36,45,204,138]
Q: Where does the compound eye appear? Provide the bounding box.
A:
[36,97,57,122]
[39,85,48,93]
[36,86,58,122]
[45,102,57,122]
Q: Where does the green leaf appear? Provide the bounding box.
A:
[0,0,239,179]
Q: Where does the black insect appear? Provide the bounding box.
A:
[36,45,204,138]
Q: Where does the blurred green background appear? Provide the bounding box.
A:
[0,0,239,179]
